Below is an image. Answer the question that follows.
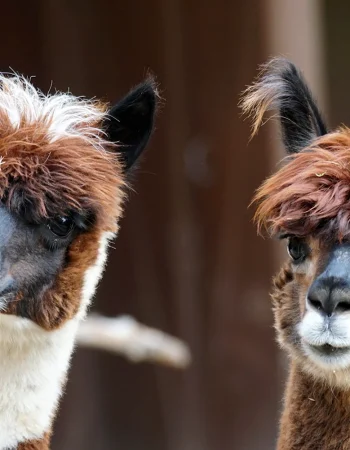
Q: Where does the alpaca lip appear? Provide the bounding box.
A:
[308,343,350,357]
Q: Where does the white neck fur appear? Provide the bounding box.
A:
[0,231,113,449]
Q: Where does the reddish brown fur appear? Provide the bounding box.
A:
[271,244,350,449]
[254,128,350,240]
[278,364,350,450]
[271,242,324,360]
[0,112,125,229]
[0,110,126,329]
[17,433,51,450]
[5,227,102,329]
[0,91,127,446]
[242,58,350,449]
[0,78,156,449]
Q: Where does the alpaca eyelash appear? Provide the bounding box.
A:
[278,233,291,240]
[277,232,294,240]
[42,235,70,252]
[40,224,75,251]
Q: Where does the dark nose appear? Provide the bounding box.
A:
[307,276,350,316]
[307,244,350,316]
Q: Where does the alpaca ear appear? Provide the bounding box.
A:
[241,58,328,154]
[104,78,158,170]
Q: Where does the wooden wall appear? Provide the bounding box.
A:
[0,1,280,449]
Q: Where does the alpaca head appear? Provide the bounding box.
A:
[242,58,350,387]
[0,74,157,331]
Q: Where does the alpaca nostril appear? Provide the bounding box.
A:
[308,297,323,312]
[336,301,350,313]
[306,272,350,316]
[307,281,350,316]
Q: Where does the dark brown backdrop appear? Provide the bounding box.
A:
[0,1,280,449]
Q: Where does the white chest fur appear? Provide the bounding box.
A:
[0,231,113,449]
[0,316,79,449]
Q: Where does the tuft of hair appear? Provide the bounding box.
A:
[253,128,350,241]
[0,72,108,147]
[240,57,328,153]
[0,73,127,228]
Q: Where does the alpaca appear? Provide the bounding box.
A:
[0,74,157,449]
[242,58,350,449]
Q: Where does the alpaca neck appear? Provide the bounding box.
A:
[0,232,111,449]
[278,361,350,450]
[0,314,79,450]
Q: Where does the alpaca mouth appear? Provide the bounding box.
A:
[299,309,350,368]
[308,343,350,358]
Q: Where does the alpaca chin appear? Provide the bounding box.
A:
[0,231,111,449]
[298,307,350,370]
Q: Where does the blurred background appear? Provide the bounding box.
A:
[2,0,349,449]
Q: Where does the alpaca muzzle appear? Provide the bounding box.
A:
[307,244,350,317]
[298,244,350,369]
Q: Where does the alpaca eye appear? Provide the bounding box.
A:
[287,237,308,262]
[47,216,73,237]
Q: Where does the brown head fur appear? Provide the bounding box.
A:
[0,74,158,450]
[243,57,350,448]
[0,74,158,330]
[0,120,124,230]
[254,129,350,241]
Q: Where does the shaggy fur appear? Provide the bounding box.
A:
[18,433,51,450]
[0,76,127,329]
[0,73,158,449]
[241,57,327,153]
[241,58,350,241]
[253,129,350,241]
[272,265,350,448]
[4,228,103,329]
[273,262,350,449]
[278,364,350,449]
[0,120,124,229]
[243,57,350,450]
[0,74,125,228]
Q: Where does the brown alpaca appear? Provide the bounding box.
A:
[242,58,350,449]
[0,74,158,449]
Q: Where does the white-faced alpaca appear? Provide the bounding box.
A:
[242,58,350,449]
[0,75,157,449]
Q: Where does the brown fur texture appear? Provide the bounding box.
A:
[278,363,350,450]
[253,128,350,241]
[0,117,125,329]
[0,119,124,230]
[242,58,350,449]
[271,245,324,363]
[17,433,51,450]
[5,228,102,329]
[271,242,350,449]
[0,75,158,450]
[0,85,127,329]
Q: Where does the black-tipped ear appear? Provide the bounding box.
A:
[241,58,328,154]
[105,78,158,170]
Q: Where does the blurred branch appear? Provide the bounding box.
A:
[76,314,191,369]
